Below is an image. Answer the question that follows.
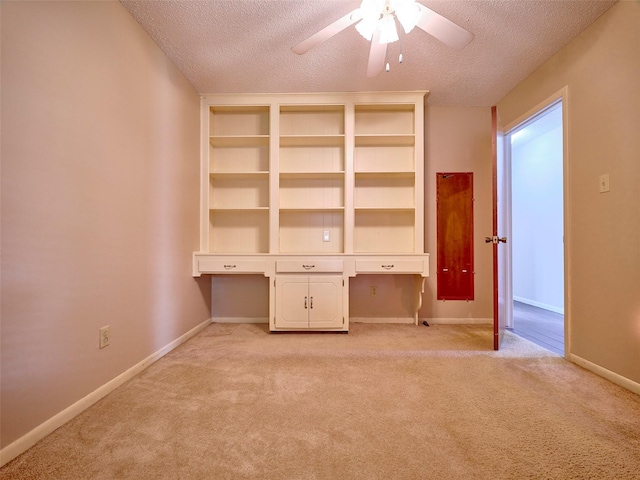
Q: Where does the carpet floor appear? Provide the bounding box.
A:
[2,323,639,479]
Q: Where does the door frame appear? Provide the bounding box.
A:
[502,86,570,357]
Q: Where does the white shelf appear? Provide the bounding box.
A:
[200,93,424,257]
[207,105,270,253]
[199,93,426,298]
[280,135,344,147]
[210,171,269,178]
[209,207,270,211]
[210,135,269,147]
[280,207,345,212]
[354,134,415,146]
[279,171,345,179]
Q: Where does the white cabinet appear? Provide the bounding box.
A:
[274,276,344,330]
[195,92,430,332]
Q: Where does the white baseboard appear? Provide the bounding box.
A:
[351,318,492,325]
[211,317,493,326]
[514,296,564,315]
[351,317,415,324]
[426,317,493,325]
[569,353,640,396]
[0,318,213,468]
[212,317,268,324]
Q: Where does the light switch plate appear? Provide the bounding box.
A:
[323,230,330,242]
[599,174,610,193]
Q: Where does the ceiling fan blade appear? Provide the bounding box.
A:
[366,30,387,77]
[415,4,474,49]
[292,9,362,55]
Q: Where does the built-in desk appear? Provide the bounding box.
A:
[193,253,429,332]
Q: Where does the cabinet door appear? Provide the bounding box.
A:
[308,276,343,329]
[275,276,310,329]
[275,275,343,329]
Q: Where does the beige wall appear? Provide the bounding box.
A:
[420,106,494,322]
[498,1,640,383]
[1,1,211,449]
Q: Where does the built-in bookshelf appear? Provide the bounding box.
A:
[354,103,417,253]
[279,105,345,254]
[208,105,269,253]
[196,93,428,332]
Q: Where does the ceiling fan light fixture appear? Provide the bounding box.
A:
[378,14,399,44]
[355,16,378,41]
[356,0,383,40]
[291,0,473,77]
[395,0,422,34]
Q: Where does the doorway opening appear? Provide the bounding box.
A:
[507,101,564,356]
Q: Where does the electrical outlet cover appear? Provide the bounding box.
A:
[99,326,110,349]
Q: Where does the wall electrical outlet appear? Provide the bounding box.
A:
[371,286,378,296]
[99,325,110,349]
[323,230,330,242]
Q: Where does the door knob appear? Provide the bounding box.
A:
[485,236,507,244]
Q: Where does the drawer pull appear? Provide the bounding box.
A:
[302,264,315,270]
[442,268,449,272]
[381,264,395,270]
[223,265,237,270]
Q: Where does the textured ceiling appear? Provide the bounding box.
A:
[120,0,617,106]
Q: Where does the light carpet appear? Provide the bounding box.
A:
[2,323,639,479]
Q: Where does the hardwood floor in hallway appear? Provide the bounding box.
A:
[511,301,564,356]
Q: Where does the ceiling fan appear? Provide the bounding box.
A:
[292,0,474,77]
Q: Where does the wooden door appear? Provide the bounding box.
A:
[490,106,507,350]
[436,172,474,300]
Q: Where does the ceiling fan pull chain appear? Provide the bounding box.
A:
[385,45,391,72]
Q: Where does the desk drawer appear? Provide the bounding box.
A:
[198,260,266,274]
[276,260,344,273]
[355,259,425,273]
